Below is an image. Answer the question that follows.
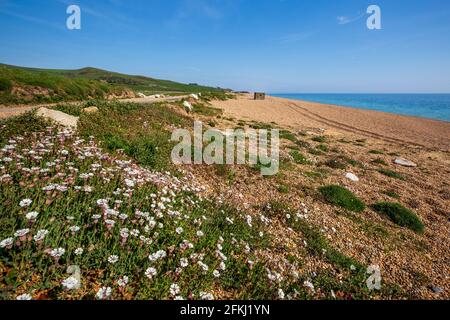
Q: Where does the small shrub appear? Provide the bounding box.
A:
[371,158,387,166]
[371,202,424,233]
[319,185,366,212]
[316,144,329,152]
[324,158,347,169]
[312,135,326,143]
[382,190,400,199]
[0,78,12,91]
[290,150,309,165]
[277,184,289,194]
[377,169,406,180]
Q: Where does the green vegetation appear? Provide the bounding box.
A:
[319,185,366,212]
[371,158,388,166]
[277,184,290,194]
[290,150,310,165]
[316,144,329,152]
[382,190,401,199]
[371,202,424,233]
[369,150,384,155]
[377,168,406,180]
[56,101,190,171]
[0,64,224,105]
[312,135,326,143]
[324,158,347,169]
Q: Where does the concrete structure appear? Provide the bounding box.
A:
[254,92,266,100]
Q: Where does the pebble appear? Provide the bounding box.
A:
[394,158,417,167]
[345,172,359,182]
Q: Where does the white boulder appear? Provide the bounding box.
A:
[183,101,193,113]
[345,172,359,182]
[394,158,417,167]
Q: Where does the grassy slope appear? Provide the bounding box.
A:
[0,64,223,105]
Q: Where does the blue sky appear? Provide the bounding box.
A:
[1,0,450,93]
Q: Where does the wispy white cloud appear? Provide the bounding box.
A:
[337,12,365,25]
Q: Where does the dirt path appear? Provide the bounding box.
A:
[0,95,188,119]
[211,94,450,152]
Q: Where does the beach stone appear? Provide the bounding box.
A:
[394,158,417,167]
[81,106,98,113]
[345,172,359,182]
[183,101,193,113]
[430,286,443,294]
[36,107,78,128]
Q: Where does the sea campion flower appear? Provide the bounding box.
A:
[70,226,80,233]
[148,250,166,262]
[96,287,112,300]
[50,248,65,259]
[19,199,32,208]
[117,276,129,287]
[74,247,84,256]
[199,291,214,300]
[14,228,30,241]
[108,255,119,264]
[25,211,39,220]
[33,229,49,242]
[278,288,285,299]
[180,258,188,268]
[196,230,204,237]
[62,276,80,290]
[16,293,32,300]
[145,267,157,279]
[169,283,180,296]
[175,227,183,234]
[197,261,209,272]
[0,237,14,249]
[213,270,220,278]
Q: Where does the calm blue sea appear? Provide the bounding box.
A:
[270,93,450,122]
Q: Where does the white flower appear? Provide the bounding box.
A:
[278,288,285,299]
[108,255,119,264]
[91,214,101,220]
[69,226,80,233]
[96,287,112,300]
[74,247,84,256]
[124,179,135,188]
[175,227,183,234]
[26,211,39,220]
[62,276,80,290]
[33,229,49,242]
[0,237,14,248]
[19,199,32,207]
[174,296,185,300]
[196,230,204,237]
[148,250,166,262]
[199,291,214,300]
[50,248,65,258]
[14,229,30,237]
[120,228,129,238]
[303,280,315,293]
[219,261,226,271]
[118,276,129,287]
[197,261,209,272]
[213,270,220,278]
[180,258,189,268]
[170,283,180,296]
[16,293,32,300]
[145,267,157,279]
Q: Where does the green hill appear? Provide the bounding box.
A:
[0,63,223,105]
